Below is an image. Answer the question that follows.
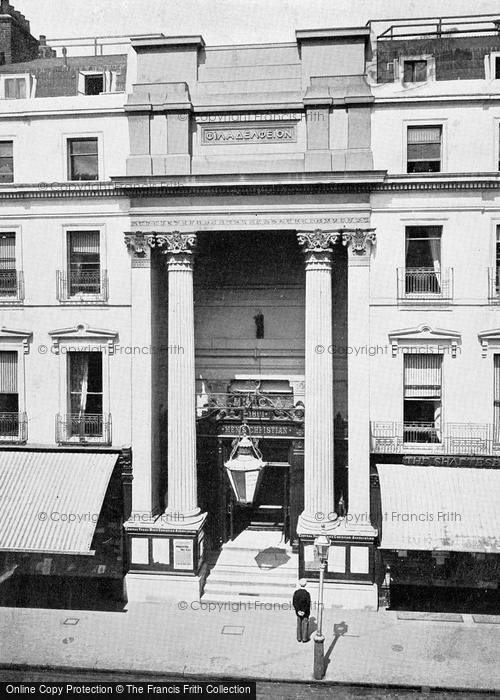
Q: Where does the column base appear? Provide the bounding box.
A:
[297,511,343,535]
[164,507,206,529]
[124,513,207,591]
[298,522,378,606]
[340,519,378,539]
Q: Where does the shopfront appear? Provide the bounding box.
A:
[0,447,131,608]
[374,462,500,612]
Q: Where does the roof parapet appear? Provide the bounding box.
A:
[296,27,371,43]
[131,35,205,51]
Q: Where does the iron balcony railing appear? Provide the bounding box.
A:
[56,413,111,444]
[56,269,108,302]
[371,421,500,455]
[0,270,24,301]
[397,267,453,303]
[0,412,27,443]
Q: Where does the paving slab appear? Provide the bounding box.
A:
[0,601,499,691]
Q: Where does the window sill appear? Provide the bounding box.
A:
[58,296,107,305]
[398,296,452,305]
[0,296,23,304]
[57,437,111,446]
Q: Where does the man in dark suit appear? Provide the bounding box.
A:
[292,578,311,642]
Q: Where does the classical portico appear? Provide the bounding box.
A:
[122,218,378,607]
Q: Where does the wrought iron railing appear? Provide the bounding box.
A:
[397,267,453,302]
[56,269,108,302]
[0,412,27,442]
[374,15,500,40]
[56,413,111,444]
[196,391,305,422]
[371,421,500,454]
[0,270,24,301]
[488,267,500,303]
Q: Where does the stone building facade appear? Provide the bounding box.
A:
[0,8,500,610]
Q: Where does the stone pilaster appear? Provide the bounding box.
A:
[124,232,154,514]
[342,228,376,528]
[297,229,340,534]
[158,232,204,526]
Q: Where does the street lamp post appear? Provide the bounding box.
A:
[313,534,330,680]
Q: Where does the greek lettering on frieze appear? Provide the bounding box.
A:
[130,215,370,230]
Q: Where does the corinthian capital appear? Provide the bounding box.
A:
[155,231,197,255]
[297,229,340,253]
[342,228,376,256]
[124,231,155,257]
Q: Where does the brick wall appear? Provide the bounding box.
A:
[377,34,500,83]
[0,14,38,65]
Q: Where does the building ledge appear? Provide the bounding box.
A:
[296,27,371,42]
[5,171,500,198]
[131,35,205,51]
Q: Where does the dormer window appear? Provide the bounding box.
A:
[398,55,434,84]
[0,74,30,99]
[487,54,500,80]
[78,70,117,95]
[84,73,104,95]
[403,60,427,83]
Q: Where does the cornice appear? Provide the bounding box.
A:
[2,172,500,199]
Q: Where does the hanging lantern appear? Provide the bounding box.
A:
[224,424,266,504]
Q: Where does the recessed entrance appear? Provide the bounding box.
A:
[228,443,290,541]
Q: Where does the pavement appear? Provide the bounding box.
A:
[1,598,500,692]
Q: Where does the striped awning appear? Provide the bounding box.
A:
[0,451,117,555]
[377,464,500,553]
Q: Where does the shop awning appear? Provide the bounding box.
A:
[0,451,117,555]
[377,464,500,553]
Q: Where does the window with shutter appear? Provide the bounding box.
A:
[67,230,100,295]
[403,354,442,443]
[407,126,441,173]
[0,141,13,182]
[0,232,16,296]
[494,355,500,444]
[0,350,18,420]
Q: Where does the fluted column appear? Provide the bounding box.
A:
[158,231,203,525]
[342,228,376,526]
[297,230,340,534]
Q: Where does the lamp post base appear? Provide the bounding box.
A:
[313,632,325,680]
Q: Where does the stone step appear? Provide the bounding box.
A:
[220,542,292,553]
[218,547,297,566]
[207,571,297,585]
[220,530,290,551]
[213,564,297,577]
[202,583,295,602]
